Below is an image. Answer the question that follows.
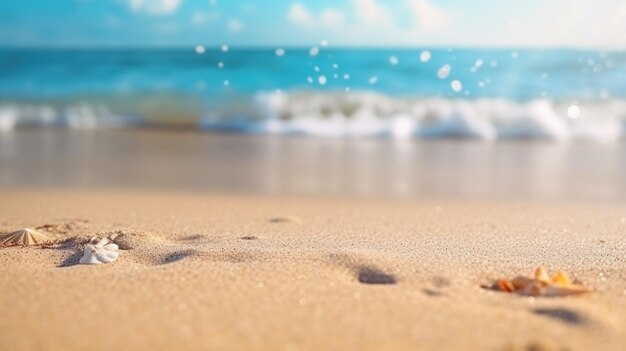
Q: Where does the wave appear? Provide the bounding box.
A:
[201,91,625,141]
[0,103,139,131]
[2,92,626,141]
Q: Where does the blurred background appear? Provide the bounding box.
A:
[1,0,625,201]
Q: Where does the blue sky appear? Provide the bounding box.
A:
[0,0,625,48]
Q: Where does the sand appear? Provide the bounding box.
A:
[1,189,625,351]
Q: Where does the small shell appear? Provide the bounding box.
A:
[534,267,550,284]
[79,238,119,265]
[1,228,50,247]
[488,267,591,297]
[543,284,591,297]
[496,279,515,292]
[551,271,571,286]
[520,281,544,297]
[511,276,535,290]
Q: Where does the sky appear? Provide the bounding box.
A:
[0,0,625,48]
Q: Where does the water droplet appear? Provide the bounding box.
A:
[195,45,205,54]
[368,76,378,85]
[275,48,285,57]
[309,46,319,57]
[223,80,230,86]
[221,45,229,52]
[420,50,431,62]
[343,74,350,80]
[567,105,580,119]
[451,80,462,92]
[318,76,327,85]
[389,55,399,66]
[437,65,451,79]
[217,62,224,69]
[320,40,329,47]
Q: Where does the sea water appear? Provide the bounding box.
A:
[0,47,624,140]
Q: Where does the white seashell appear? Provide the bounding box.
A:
[79,237,119,265]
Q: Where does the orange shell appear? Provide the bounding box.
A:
[551,271,572,286]
[489,267,591,297]
[496,279,515,292]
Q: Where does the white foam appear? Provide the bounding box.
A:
[234,91,626,141]
[0,107,18,132]
[0,103,137,131]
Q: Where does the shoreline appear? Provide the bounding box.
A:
[2,129,626,203]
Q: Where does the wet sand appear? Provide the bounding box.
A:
[1,129,625,202]
[1,190,626,351]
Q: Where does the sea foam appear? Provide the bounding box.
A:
[2,91,625,141]
[212,91,624,141]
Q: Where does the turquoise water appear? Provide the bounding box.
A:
[1,48,625,139]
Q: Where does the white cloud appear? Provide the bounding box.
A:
[407,0,455,31]
[320,9,345,27]
[491,0,626,48]
[284,0,624,48]
[288,3,345,28]
[287,3,314,26]
[286,0,453,45]
[123,0,182,15]
[351,0,392,26]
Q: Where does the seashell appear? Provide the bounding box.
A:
[551,271,571,286]
[534,267,550,284]
[511,276,535,290]
[543,284,590,297]
[1,228,50,247]
[487,267,591,297]
[496,279,515,292]
[79,238,119,265]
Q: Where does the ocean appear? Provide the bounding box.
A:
[1,47,625,140]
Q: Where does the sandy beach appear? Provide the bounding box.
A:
[1,188,625,351]
[3,1,626,348]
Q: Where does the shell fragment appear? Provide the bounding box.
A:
[79,238,119,265]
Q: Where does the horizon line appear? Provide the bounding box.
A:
[0,44,622,51]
